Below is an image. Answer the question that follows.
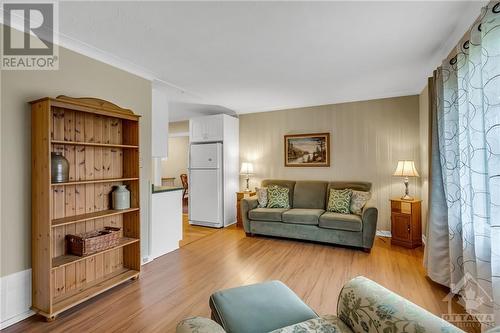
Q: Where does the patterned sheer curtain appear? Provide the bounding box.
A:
[424,1,500,329]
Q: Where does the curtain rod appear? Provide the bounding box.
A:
[444,1,499,63]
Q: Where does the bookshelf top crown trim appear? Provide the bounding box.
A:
[29,96,141,121]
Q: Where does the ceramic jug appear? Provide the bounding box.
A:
[112,185,130,210]
[51,152,69,183]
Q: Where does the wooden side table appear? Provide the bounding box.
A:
[390,198,422,248]
[236,191,256,228]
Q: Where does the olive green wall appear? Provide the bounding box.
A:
[1,38,152,277]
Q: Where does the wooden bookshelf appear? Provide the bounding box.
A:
[52,208,140,227]
[31,96,141,321]
[51,177,139,186]
[52,237,139,268]
[51,268,139,316]
[51,140,139,149]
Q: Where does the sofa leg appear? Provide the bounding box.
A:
[245,232,254,237]
[362,248,371,253]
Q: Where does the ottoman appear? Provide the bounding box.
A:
[209,280,318,333]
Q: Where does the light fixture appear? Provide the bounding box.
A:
[393,160,419,200]
[240,162,254,192]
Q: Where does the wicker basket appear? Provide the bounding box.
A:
[66,226,121,257]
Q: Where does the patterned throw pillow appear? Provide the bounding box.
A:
[255,187,268,208]
[267,185,290,208]
[327,189,352,214]
[350,190,371,215]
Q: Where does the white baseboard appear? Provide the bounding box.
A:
[376,230,427,246]
[225,220,237,227]
[376,230,392,238]
[0,309,34,330]
[0,269,35,329]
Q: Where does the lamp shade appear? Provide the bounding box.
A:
[393,160,419,177]
[240,162,254,174]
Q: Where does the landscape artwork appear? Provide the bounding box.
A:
[284,133,330,167]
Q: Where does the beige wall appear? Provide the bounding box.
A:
[169,120,189,134]
[1,42,152,277]
[419,84,430,238]
[161,137,189,187]
[239,95,421,232]
[161,121,189,187]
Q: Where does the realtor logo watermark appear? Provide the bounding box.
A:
[442,272,495,330]
[1,1,59,70]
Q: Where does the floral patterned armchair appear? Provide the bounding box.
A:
[177,276,465,333]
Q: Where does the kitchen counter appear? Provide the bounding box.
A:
[152,185,183,194]
[150,184,183,260]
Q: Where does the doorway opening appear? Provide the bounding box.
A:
[164,121,220,247]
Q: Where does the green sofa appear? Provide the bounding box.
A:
[176,276,465,333]
[241,180,378,252]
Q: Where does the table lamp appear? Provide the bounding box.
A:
[240,162,254,192]
[393,160,419,200]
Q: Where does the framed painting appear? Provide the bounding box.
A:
[284,133,330,167]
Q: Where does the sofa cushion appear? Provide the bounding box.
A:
[282,209,325,225]
[267,185,290,208]
[209,280,318,333]
[328,181,372,192]
[262,180,296,206]
[249,208,288,222]
[319,212,362,232]
[292,181,328,209]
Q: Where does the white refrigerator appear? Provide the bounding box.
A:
[189,143,224,227]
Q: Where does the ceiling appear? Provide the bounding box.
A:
[59,1,485,121]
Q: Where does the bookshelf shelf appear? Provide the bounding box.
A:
[52,237,139,269]
[51,268,139,316]
[51,208,140,227]
[51,140,139,149]
[51,177,139,186]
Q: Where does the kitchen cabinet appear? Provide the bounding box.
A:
[189,114,224,142]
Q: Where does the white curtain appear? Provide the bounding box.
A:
[425,1,500,329]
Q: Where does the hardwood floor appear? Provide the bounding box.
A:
[179,214,219,247]
[3,228,465,333]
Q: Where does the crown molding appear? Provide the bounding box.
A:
[57,32,157,81]
[56,31,201,101]
[56,31,209,104]
[0,10,199,99]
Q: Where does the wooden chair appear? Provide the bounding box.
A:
[180,174,188,199]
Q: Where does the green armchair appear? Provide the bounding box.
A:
[177,276,464,333]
